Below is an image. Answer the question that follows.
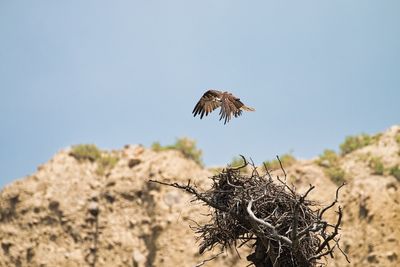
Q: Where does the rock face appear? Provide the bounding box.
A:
[1,126,400,267]
[287,125,400,267]
[0,145,246,267]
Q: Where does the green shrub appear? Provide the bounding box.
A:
[173,138,202,164]
[397,133,400,155]
[317,149,339,167]
[97,155,119,175]
[369,157,384,175]
[395,133,400,146]
[316,149,346,184]
[390,165,400,182]
[70,144,101,162]
[70,144,119,175]
[263,154,296,170]
[371,133,382,143]
[340,134,372,155]
[325,166,346,185]
[151,142,163,152]
[151,137,203,166]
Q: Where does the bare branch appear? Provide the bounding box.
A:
[228,154,248,171]
[336,239,351,263]
[314,206,343,256]
[247,199,292,246]
[319,183,345,219]
[193,251,224,267]
[301,185,315,201]
[148,179,230,212]
[276,155,287,178]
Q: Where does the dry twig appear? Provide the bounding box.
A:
[149,156,348,266]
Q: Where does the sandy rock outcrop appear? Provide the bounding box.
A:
[0,145,245,267]
[286,125,400,266]
[1,125,399,267]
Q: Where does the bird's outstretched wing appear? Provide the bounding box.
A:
[219,93,244,124]
[192,90,222,119]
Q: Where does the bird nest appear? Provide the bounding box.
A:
[150,156,348,267]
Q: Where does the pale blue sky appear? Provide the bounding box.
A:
[1,1,399,188]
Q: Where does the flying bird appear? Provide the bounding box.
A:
[192,90,255,124]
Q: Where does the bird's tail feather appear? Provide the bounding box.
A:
[241,105,255,111]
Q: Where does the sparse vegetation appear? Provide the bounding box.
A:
[70,144,119,175]
[96,155,119,175]
[317,149,339,167]
[396,132,400,156]
[356,152,371,162]
[390,165,400,182]
[70,144,101,162]
[151,137,203,166]
[372,133,382,142]
[317,150,346,184]
[325,166,346,185]
[396,132,400,145]
[150,142,163,152]
[369,157,384,175]
[340,134,372,155]
[263,154,296,170]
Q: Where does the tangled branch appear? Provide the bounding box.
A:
[149,156,349,266]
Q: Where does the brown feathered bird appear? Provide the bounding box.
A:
[192,90,255,124]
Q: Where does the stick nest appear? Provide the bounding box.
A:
[150,156,348,267]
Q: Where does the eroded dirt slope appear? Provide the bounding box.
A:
[1,126,399,267]
[0,146,247,267]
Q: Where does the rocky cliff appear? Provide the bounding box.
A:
[1,126,399,267]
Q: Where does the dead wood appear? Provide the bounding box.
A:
[149,155,349,266]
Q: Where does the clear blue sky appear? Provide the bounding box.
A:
[1,1,399,188]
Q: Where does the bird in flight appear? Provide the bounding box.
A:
[192,90,255,124]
